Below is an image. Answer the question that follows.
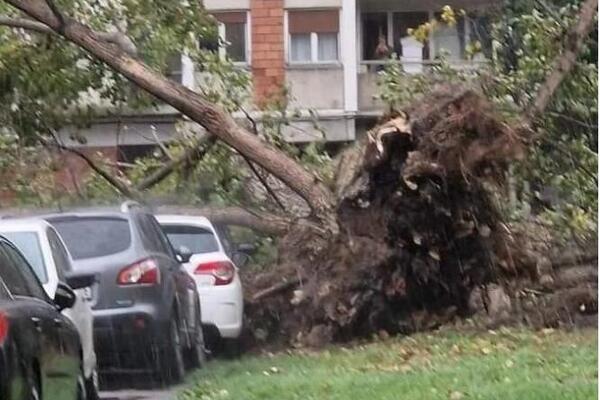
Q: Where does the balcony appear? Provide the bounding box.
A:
[356,0,492,112]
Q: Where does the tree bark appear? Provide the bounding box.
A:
[154,205,291,235]
[4,0,338,233]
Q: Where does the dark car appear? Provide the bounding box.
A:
[0,235,83,400]
[44,202,205,384]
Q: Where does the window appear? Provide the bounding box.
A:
[362,12,388,60]
[290,33,311,62]
[288,10,339,63]
[0,231,47,283]
[214,12,248,63]
[1,243,47,300]
[162,225,220,255]
[214,224,233,257]
[47,228,72,280]
[361,11,490,63]
[51,217,132,261]
[137,214,173,256]
[137,214,165,253]
[0,245,30,297]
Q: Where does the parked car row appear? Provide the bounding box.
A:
[0,202,248,399]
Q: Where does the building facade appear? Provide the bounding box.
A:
[55,0,493,188]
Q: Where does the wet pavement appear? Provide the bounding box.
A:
[100,388,178,400]
[98,375,181,400]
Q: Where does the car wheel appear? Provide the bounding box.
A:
[223,338,241,359]
[84,368,100,400]
[189,311,207,369]
[162,316,185,384]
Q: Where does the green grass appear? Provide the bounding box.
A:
[179,328,597,400]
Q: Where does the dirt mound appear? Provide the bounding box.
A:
[242,86,595,349]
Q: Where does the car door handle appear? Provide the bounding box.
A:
[53,318,62,326]
[30,317,42,331]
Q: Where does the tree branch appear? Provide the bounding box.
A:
[523,0,598,125]
[0,15,51,32]
[42,139,139,200]
[4,0,337,232]
[154,205,292,236]
[135,135,216,191]
[0,15,137,55]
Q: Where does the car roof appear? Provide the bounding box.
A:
[42,210,134,221]
[156,214,214,229]
[0,218,52,233]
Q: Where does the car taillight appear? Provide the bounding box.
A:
[194,261,235,285]
[117,258,160,285]
[0,312,8,345]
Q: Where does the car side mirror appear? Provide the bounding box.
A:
[176,245,193,263]
[54,282,76,311]
[237,243,256,255]
[65,273,95,290]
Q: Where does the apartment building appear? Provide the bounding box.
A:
[55,0,493,187]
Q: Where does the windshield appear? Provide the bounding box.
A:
[161,224,220,254]
[1,231,48,283]
[51,217,132,260]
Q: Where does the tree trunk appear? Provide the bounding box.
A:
[155,205,292,236]
[4,0,338,233]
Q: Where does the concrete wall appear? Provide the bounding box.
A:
[282,116,355,142]
[58,118,179,147]
[286,66,344,110]
[204,0,250,11]
[357,69,384,111]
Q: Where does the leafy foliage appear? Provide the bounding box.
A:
[375,1,597,243]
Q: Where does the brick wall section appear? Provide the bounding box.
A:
[0,146,118,206]
[251,0,285,105]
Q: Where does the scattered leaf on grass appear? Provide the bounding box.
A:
[449,390,464,400]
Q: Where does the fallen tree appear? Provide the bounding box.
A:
[2,0,596,347]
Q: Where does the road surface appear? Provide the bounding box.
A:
[100,388,178,400]
[99,375,182,400]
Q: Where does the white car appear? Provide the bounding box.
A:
[0,218,99,399]
[157,215,245,352]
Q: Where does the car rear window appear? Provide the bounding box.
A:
[51,217,131,260]
[0,232,48,283]
[161,224,220,254]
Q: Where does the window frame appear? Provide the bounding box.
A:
[285,9,341,65]
[46,227,72,280]
[215,11,252,66]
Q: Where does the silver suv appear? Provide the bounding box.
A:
[44,203,206,384]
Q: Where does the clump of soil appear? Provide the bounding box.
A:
[242,85,596,349]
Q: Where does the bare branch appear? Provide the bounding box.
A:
[41,138,139,200]
[0,15,51,32]
[0,15,138,55]
[135,136,216,191]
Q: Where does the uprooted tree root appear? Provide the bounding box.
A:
[242,86,596,349]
